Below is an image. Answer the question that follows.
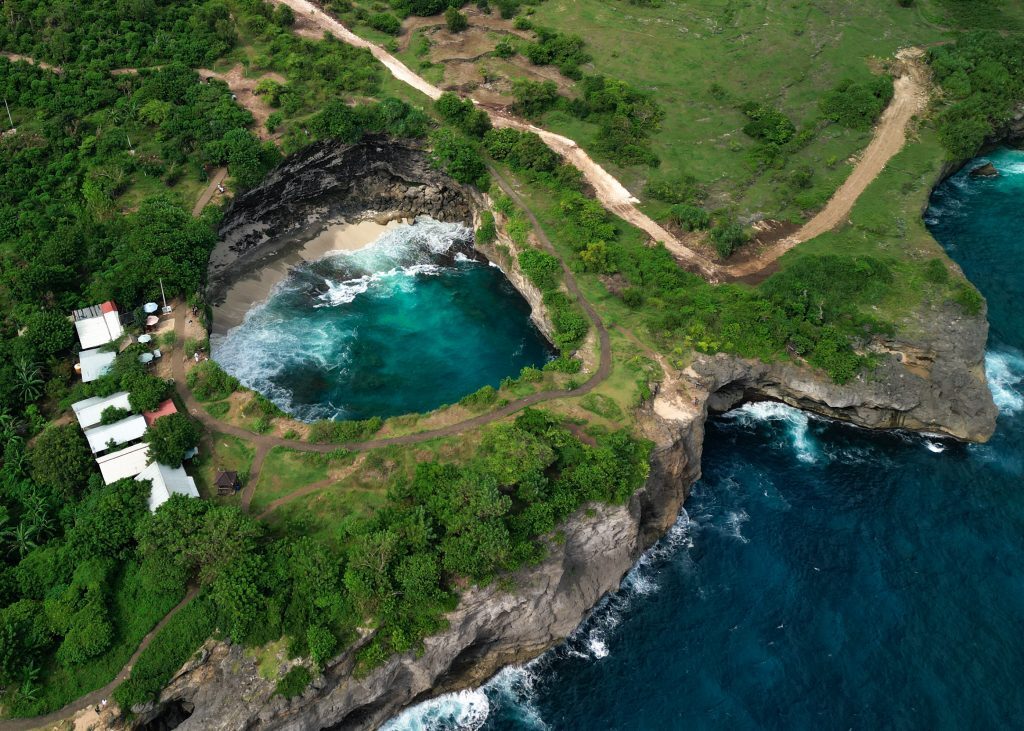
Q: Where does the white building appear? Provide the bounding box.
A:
[71,391,132,430]
[83,414,148,454]
[96,442,151,484]
[73,301,124,349]
[136,462,200,513]
[78,348,117,383]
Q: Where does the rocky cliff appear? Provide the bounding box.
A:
[133,294,995,731]
[206,137,479,304]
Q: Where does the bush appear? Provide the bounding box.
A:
[144,413,201,468]
[740,102,795,145]
[476,211,497,245]
[819,76,893,129]
[543,355,582,373]
[308,417,383,443]
[100,406,132,425]
[924,258,949,284]
[187,360,239,401]
[459,385,498,409]
[518,249,562,291]
[113,597,217,710]
[275,666,312,698]
[494,39,515,58]
[510,79,560,118]
[668,204,710,231]
[429,128,490,189]
[710,221,749,259]
[644,173,707,205]
[367,13,401,34]
[954,283,984,315]
[444,7,468,32]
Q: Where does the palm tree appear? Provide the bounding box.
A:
[12,358,43,404]
[3,522,38,558]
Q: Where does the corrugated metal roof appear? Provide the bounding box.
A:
[137,462,199,512]
[79,348,116,382]
[72,391,131,429]
[83,414,147,454]
[96,442,150,484]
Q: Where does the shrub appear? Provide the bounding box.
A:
[954,283,984,315]
[644,174,707,205]
[511,79,560,118]
[710,221,749,259]
[518,249,562,291]
[144,413,201,468]
[444,7,468,32]
[494,39,515,58]
[543,355,582,373]
[429,128,490,189]
[459,385,498,409]
[924,258,949,284]
[205,401,230,419]
[187,360,239,401]
[668,204,710,231]
[307,417,383,443]
[740,102,795,145]
[819,76,894,129]
[113,597,217,710]
[580,393,624,420]
[275,666,312,698]
[100,406,132,425]
[476,211,497,245]
[367,12,401,34]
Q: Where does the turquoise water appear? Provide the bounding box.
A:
[212,218,553,421]
[384,148,1024,730]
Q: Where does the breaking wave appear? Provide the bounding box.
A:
[210,216,554,421]
[985,350,1024,415]
[724,401,818,463]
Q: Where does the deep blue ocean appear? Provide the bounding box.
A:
[384,148,1024,730]
[212,218,552,421]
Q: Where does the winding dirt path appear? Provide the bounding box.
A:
[192,167,228,216]
[719,48,930,279]
[0,588,199,731]
[1,52,61,73]
[272,2,930,281]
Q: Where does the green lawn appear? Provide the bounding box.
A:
[191,433,256,501]
[524,0,949,218]
[248,448,339,515]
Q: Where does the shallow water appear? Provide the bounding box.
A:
[212,217,553,421]
[384,148,1024,730]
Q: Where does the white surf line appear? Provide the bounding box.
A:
[277,0,719,279]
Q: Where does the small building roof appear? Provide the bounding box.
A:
[96,442,150,484]
[215,470,239,488]
[137,462,199,513]
[143,399,178,427]
[73,301,123,349]
[72,391,132,430]
[83,414,147,454]
[79,348,117,383]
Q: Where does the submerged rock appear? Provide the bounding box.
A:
[969,162,999,178]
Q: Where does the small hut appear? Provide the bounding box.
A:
[215,470,241,495]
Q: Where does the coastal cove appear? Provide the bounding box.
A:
[385,149,1024,730]
[211,217,554,421]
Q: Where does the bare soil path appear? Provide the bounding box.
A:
[719,48,930,279]
[191,167,228,216]
[272,2,930,281]
[1,52,61,73]
[0,587,199,731]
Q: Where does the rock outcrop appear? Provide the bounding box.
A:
[693,302,997,443]
[134,295,995,731]
[206,137,479,304]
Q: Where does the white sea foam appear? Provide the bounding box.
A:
[380,688,491,731]
[985,350,1024,415]
[725,401,818,463]
[211,218,472,421]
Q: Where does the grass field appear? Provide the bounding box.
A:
[523,0,950,220]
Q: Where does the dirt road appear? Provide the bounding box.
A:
[276,0,718,277]
[272,3,930,281]
[192,167,228,216]
[1,51,61,73]
[719,48,929,279]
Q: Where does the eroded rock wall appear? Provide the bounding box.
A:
[207,137,479,304]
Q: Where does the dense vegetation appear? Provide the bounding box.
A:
[928,32,1024,158]
[112,410,649,707]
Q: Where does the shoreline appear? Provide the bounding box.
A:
[210,218,405,335]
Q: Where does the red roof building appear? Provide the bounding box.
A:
[143,399,178,427]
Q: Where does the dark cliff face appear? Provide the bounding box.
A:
[206,136,477,304]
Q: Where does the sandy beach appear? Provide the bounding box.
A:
[211,219,403,335]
